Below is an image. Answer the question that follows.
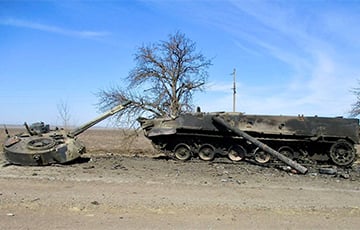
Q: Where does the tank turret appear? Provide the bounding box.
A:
[3,102,130,166]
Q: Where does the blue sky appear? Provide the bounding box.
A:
[1,0,360,126]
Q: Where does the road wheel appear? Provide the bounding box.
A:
[330,140,356,166]
[278,146,295,159]
[174,143,192,161]
[254,148,271,164]
[198,144,215,161]
[228,145,246,162]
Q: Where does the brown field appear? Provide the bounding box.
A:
[1,127,360,229]
[0,126,155,155]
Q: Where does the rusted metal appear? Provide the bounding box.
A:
[3,102,131,166]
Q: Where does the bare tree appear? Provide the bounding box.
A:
[350,84,360,117]
[97,31,212,121]
[57,100,71,130]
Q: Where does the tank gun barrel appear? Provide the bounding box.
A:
[4,125,10,138]
[68,101,131,138]
[212,116,308,174]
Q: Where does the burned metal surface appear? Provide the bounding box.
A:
[3,102,131,166]
[138,112,359,170]
[212,116,308,174]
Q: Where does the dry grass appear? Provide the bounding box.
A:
[77,128,155,155]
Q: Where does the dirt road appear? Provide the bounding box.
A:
[1,153,360,230]
[1,128,360,229]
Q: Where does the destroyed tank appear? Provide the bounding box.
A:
[3,102,130,166]
[138,112,359,170]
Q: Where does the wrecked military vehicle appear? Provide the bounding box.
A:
[138,112,359,172]
[3,102,130,166]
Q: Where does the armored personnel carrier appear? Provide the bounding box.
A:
[138,112,359,170]
[3,102,130,166]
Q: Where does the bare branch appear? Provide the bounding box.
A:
[97,31,212,124]
[57,100,71,130]
[349,84,360,117]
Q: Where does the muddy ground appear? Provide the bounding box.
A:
[1,128,360,229]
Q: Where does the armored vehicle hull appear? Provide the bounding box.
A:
[139,112,359,167]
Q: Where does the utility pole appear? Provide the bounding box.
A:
[232,68,236,112]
